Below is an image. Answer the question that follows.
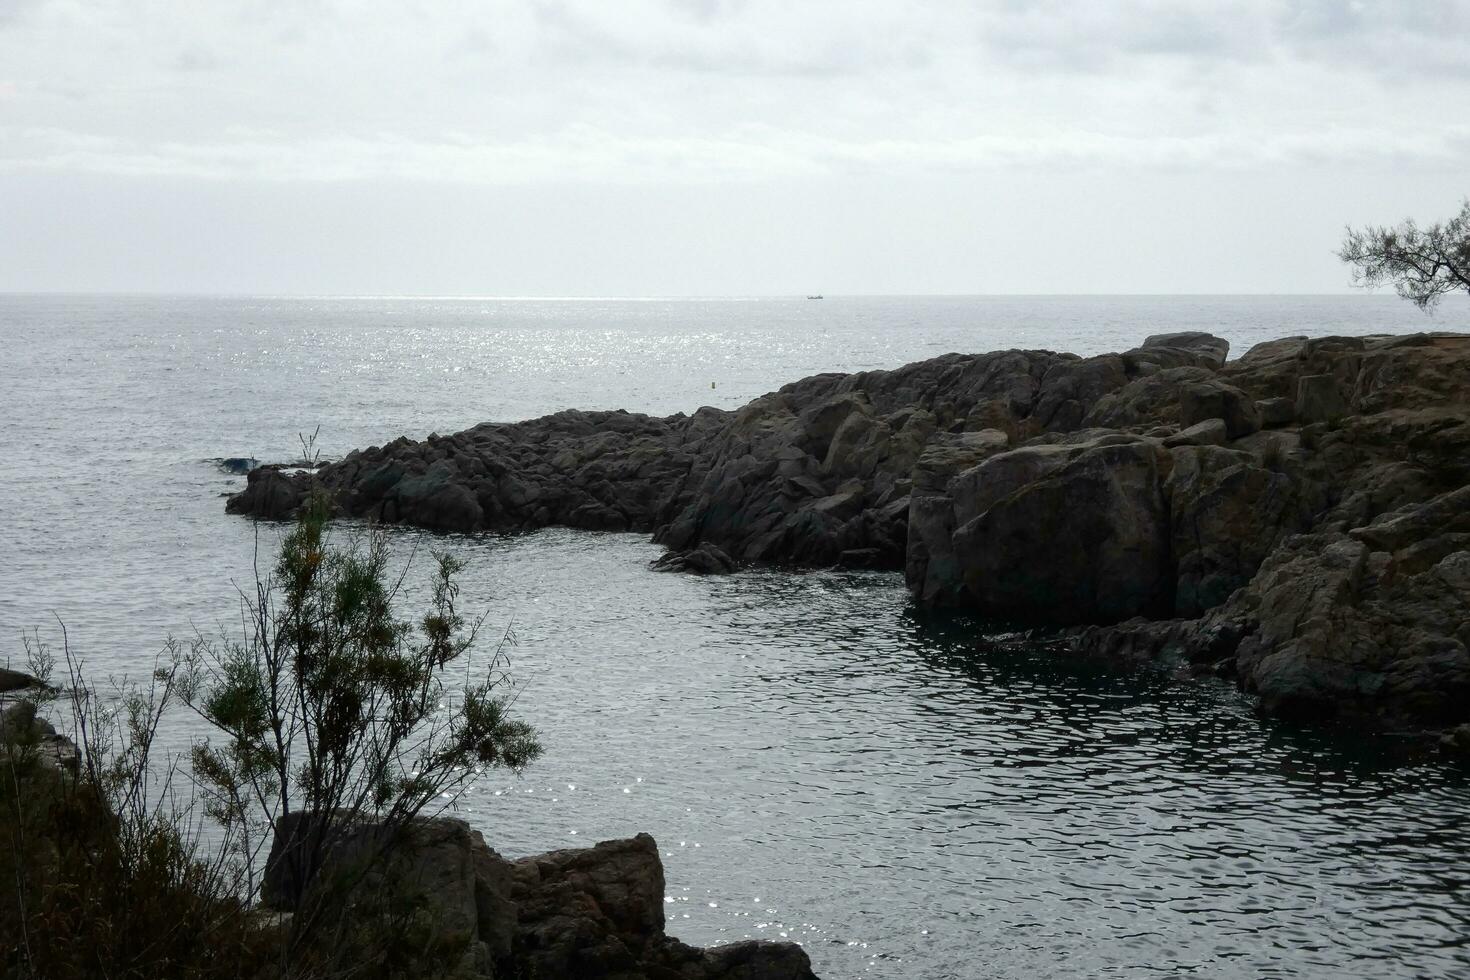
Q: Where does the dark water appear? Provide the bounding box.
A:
[3,294,1469,978]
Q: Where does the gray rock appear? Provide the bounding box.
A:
[218,456,260,475]
[1141,331,1230,368]
[1083,366,1217,430]
[652,542,737,575]
[1163,419,1228,448]
[1257,397,1295,428]
[1231,497,1470,726]
[905,430,1012,606]
[220,329,1470,741]
[949,436,1174,624]
[261,815,819,979]
[0,702,76,772]
[1179,381,1261,439]
[1441,724,1470,757]
[1166,445,1305,617]
[0,668,48,693]
[1295,374,1350,424]
[225,466,307,520]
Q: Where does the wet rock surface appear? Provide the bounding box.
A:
[228,331,1470,738]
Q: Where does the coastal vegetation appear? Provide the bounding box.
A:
[1,497,542,977]
[1341,199,1470,310]
[1,500,817,979]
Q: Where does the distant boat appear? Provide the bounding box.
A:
[806,294,824,300]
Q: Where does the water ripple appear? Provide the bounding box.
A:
[3,296,1470,979]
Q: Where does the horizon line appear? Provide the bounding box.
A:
[0,289,1397,302]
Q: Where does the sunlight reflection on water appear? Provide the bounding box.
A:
[3,295,1469,978]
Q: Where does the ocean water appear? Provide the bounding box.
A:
[2,293,1469,979]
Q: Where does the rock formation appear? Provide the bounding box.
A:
[228,331,1470,742]
[260,814,817,980]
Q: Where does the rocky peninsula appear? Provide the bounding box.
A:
[229,331,1470,743]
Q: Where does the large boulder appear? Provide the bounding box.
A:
[225,466,308,519]
[1166,446,1305,617]
[0,701,77,772]
[260,815,818,979]
[948,436,1175,624]
[1178,380,1261,439]
[905,429,1011,606]
[1295,374,1349,424]
[0,668,49,694]
[1231,488,1470,726]
[1082,366,1217,430]
[1138,331,1230,369]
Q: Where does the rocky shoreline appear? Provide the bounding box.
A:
[259,814,816,980]
[0,696,816,980]
[228,331,1470,744]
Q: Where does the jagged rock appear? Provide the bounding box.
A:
[1082,366,1216,430]
[0,701,51,740]
[1257,397,1295,428]
[1441,724,1470,757]
[1296,374,1350,424]
[1163,419,1228,448]
[651,542,737,575]
[0,668,49,693]
[260,816,817,979]
[905,430,1012,605]
[226,465,308,519]
[1227,492,1470,726]
[1140,331,1231,369]
[1179,380,1261,439]
[1031,354,1129,431]
[948,435,1174,624]
[0,701,77,772]
[1166,446,1306,617]
[659,939,820,980]
[223,330,1470,736]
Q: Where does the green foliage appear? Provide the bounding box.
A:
[1340,199,1470,310]
[3,496,540,979]
[1,638,272,980]
[182,491,541,942]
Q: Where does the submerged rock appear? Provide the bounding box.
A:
[217,456,260,475]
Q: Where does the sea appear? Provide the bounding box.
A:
[2,294,1468,979]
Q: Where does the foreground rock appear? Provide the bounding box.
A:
[262,815,817,980]
[0,700,79,772]
[228,331,1470,739]
[0,668,50,694]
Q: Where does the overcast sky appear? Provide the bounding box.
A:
[2,0,1468,295]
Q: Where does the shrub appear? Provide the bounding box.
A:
[3,495,540,979]
[1,635,271,980]
[181,491,541,958]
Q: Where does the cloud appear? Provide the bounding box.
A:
[4,120,1466,185]
[170,48,220,73]
[0,0,1466,185]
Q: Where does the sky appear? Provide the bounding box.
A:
[2,0,1468,296]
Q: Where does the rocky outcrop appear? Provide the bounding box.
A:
[229,408,734,534]
[227,330,1470,739]
[949,434,1175,624]
[0,668,50,694]
[260,815,817,980]
[1230,486,1470,727]
[0,700,78,772]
